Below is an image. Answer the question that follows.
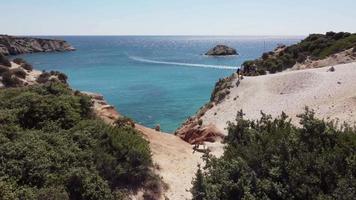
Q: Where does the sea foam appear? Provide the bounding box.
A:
[129,56,238,70]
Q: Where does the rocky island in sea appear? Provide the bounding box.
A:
[205,44,238,56]
[0,35,75,55]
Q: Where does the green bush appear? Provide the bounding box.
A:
[198,119,203,126]
[0,54,11,67]
[10,68,27,79]
[192,109,356,200]
[37,72,51,83]
[21,63,33,71]
[1,71,23,87]
[0,83,155,199]
[115,116,136,128]
[12,58,34,71]
[12,58,27,65]
[0,65,9,75]
[242,32,356,75]
[57,72,68,82]
[191,165,206,200]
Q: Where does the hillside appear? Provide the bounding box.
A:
[191,109,356,200]
[242,32,356,75]
[176,32,356,144]
[176,62,356,144]
[0,55,203,200]
[0,82,168,199]
[0,35,75,55]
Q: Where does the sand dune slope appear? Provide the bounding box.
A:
[136,125,202,200]
[201,62,356,134]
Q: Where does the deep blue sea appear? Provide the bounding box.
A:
[16,36,303,132]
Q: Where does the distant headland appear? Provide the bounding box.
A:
[0,35,75,55]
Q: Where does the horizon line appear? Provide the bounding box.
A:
[5,34,307,37]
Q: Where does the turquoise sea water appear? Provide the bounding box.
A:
[16,36,302,132]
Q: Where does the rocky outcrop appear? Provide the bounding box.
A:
[175,100,226,144]
[175,73,240,144]
[0,35,75,56]
[176,120,224,144]
[205,45,238,56]
[81,91,121,124]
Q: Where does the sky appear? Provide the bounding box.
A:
[1,0,356,36]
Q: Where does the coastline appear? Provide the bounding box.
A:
[177,62,356,144]
[85,91,203,200]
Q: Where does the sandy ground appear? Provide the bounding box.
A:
[136,125,203,200]
[201,62,356,135]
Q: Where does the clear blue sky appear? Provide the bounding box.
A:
[2,0,355,36]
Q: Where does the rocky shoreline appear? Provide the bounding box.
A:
[0,35,75,55]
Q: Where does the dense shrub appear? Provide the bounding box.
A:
[262,52,269,60]
[115,116,136,128]
[192,109,356,200]
[10,68,27,79]
[1,71,23,87]
[21,63,33,71]
[36,71,68,84]
[57,71,68,82]
[0,83,156,199]
[12,58,27,65]
[0,65,9,75]
[198,119,203,126]
[36,72,51,83]
[0,54,11,67]
[242,32,356,75]
[210,74,234,102]
[12,58,33,71]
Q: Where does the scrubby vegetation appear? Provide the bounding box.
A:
[242,32,356,75]
[10,68,27,79]
[115,116,136,128]
[13,58,33,71]
[36,71,68,84]
[192,109,356,200]
[36,71,51,83]
[0,53,11,67]
[0,83,158,199]
[0,65,9,75]
[1,71,23,87]
[210,74,235,103]
[12,58,27,65]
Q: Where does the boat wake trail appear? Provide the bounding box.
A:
[129,56,238,70]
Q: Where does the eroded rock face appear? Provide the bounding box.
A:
[175,103,225,144]
[175,118,224,144]
[205,45,238,56]
[0,35,75,56]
